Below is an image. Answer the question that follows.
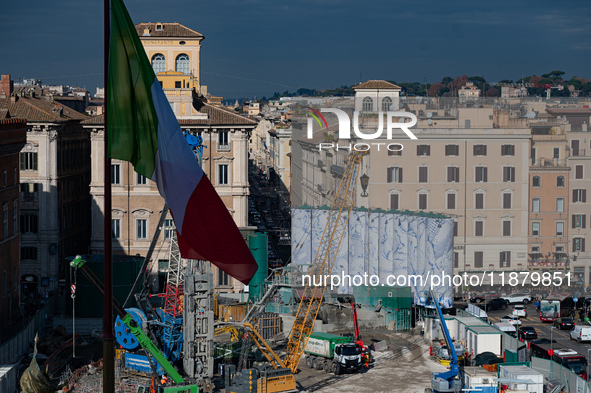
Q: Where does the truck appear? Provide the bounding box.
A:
[304,333,362,375]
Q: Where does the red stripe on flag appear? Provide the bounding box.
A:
[177,175,258,285]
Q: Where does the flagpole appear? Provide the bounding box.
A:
[103,0,115,391]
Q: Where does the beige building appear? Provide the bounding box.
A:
[86,23,257,293]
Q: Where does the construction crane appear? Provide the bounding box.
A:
[228,150,368,392]
[283,150,367,372]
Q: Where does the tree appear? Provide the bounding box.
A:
[498,79,513,84]
[486,88,500,97]
[428,82,445,97]
[529,75,541,85]
[441,76,453,85]
[469,76,487,84]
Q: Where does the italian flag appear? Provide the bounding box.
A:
[107,0,257,284]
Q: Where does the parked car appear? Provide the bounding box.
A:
[500,315,522,326]
[482,298,508,311]
[502,292,532,305]
[470,296,485,303]
[512,305,527,318]
[553,317,574,330]
[519,326,538,340]
[570,326,591,343]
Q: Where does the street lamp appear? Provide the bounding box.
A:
[360,173,369,197]
[550,326,556,379]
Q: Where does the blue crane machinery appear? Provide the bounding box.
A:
[429,289,462,393]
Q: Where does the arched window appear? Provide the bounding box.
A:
[532,175,541,187]
[151,54,166,74]
[556,175,565,188]
[381,97,393,111]
[362,97,373,112]
[175,54,190,74]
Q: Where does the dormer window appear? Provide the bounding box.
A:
[156,23,163,31]
[143,28,150,36]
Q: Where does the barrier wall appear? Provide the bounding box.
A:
[292,208,454,307]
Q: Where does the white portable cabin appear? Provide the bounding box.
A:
[453,316,490,342]
[460,366,498,393]
[498,365,543,393]
[424,315,455,342]
[466,326,502,357]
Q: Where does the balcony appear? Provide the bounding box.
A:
[330,164,345,177]
[570,148,590,158]
[528,254,570,271]
[531,157,567,167]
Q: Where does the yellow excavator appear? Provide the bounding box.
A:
[225,150,368,393]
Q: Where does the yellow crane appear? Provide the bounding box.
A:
[283,150,367,372]
[227,150,367,393]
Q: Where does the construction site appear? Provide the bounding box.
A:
[8,149,588,393]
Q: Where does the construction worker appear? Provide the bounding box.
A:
[160,375,169,386]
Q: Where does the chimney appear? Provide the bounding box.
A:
[0,75,13,96]
[143,28,150,36]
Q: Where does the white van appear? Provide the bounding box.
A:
[494,322,517,337]
[570,325,591,343]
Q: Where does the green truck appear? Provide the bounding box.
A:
[304,333,362,375]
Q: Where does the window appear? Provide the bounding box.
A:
[532,198,540,212]
[21,247,37,260]
[381,97,392,111]
[475,166,488,182]
[475,193,484,209]
[503,166,515,182]
[362,97,373,112]
[573,238,585,252]
[475,221,483,236]
[503,193,512,209]
[22,183,38,199]
[445,144,459,156]
[175,54,190,74]
[390,194,399,210]
[20,213,38,233]
[111,164,121,185]
[573,189,587,203]
[218,269,229,286]
[556,198,564,212]
[454,252,459,268]
[453,221,458,237]
[556,222,564,236]
[388,147,402,156]
[556,176,565,188]
[218,131,229,149]
[136,219,147,239]
[112,219,120,239]
[417,145,431,156]
[532,222,540,237]
[136,172,147,185]
[418,167,428,183]
[2,204,7,238]
[474,251,483,268]
[387,167,403,183]
[12,201,17,233]
[571,140,580,156]
[553,147,560,159]
[573,214,586,229]
[501,144,515,156]
[175,81,182,88]
[20,152,38,170]
[473,144,487,156]
[576,165,584,179]
[151,53,166,74]
[447,193,456,210]
[218,164,229,185]
[502,221,511,237]
[164,219,174,239]
[447,167,460,182]
[532,176,541,187]
[418,194,428,210]
[500,251,511,268]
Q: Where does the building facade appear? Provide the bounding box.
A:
[0,118,26,328]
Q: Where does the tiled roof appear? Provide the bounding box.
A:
[352,80,402,90]
[81,104,256,126]
[0,95,88,122]
[135,23,204,38]
[179,103,257,126]
[547,108,591,115]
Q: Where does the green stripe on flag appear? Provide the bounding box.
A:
[107,0,159,178]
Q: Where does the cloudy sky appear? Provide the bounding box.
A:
[1,0,590,99]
